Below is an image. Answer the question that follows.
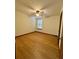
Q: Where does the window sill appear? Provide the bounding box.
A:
[37,28,42,30]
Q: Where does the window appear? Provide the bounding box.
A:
[36,16,43,29]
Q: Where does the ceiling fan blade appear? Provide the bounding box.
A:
[45,15,53,18]
[40,2,54,10]
[45,13,58,18]
[16,0,35,11]
[16,8,31,16]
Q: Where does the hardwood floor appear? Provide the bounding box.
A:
[16,32,59,59]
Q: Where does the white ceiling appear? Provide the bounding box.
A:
[16,0,63,17]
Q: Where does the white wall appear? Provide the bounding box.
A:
[15,11,60,36]
[36,16,60,36]
[15,11,35,36]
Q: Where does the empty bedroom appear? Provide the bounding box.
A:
[15,0,63,59]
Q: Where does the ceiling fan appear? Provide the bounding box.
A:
[33,10,45,17]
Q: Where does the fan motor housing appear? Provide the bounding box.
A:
[36,10,40,13]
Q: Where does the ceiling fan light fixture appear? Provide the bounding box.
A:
[36,13,39,16]
[35,10,40,16]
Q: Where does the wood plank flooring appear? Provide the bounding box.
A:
[16,32,59,59]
